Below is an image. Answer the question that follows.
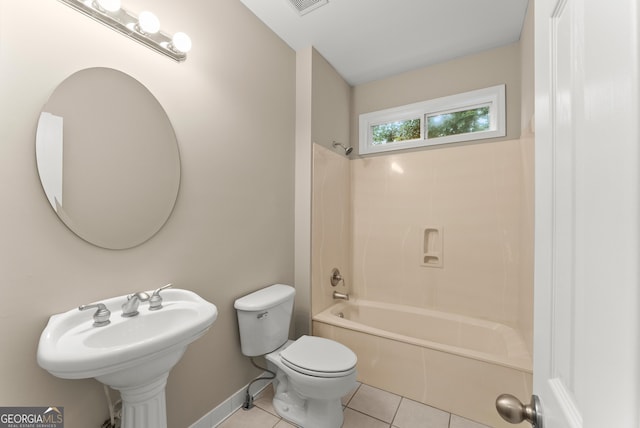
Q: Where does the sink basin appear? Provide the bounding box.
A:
[37,288,217,428]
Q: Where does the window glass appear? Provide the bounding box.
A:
[427,106,490,138]
[372,118,421,145]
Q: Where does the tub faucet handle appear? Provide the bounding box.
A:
[330,268,344,287]
[79,303,111,327]
[149,283,172,311]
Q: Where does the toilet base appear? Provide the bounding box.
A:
[272,382,344,428]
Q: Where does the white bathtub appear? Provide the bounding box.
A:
[312,300,532,428]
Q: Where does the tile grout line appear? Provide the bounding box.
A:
[344,406,394,427]
[388,396,403,427]
[343,383,362,408]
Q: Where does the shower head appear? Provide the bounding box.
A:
[332,141,353,156]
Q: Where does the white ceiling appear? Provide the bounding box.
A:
[239,0,530,86]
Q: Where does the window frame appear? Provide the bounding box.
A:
[359,84,506,155]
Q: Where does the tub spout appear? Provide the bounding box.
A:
[333,291,349,301]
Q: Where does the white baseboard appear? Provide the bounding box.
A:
[189,373,272,428]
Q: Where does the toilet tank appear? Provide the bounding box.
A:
[234,284,295,357]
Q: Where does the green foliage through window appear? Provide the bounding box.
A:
[427,106,490,139]
[372,119,421,145]
[359,85,505,154]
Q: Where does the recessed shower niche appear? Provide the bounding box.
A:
[422,226,443,268]
[36,68,181,249]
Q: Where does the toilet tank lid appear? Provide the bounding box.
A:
[234,284,295,311]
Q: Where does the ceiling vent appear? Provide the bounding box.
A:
[288,0,329,16]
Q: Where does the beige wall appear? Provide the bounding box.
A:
[294,47,314,337]
[311,144,351,315]
[297,49,352,318]
[518,0,535,354]
[311,49,352,152]
[0,1,294,427]
[310,51,352,315]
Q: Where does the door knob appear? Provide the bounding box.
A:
[496,394,543,428]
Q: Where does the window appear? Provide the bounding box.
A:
[359,85,506,155]
[372,118,421,144]
[427,105,490,138]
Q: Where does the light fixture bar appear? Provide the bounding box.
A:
[58,0,188,62]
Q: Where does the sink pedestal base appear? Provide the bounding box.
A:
[117,374,169,428]
[98,349,186,428]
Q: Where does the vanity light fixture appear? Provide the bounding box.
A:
[58,0,192,62]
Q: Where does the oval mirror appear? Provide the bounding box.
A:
[36,68,181,249]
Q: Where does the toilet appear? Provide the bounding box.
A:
[234,284,357,428]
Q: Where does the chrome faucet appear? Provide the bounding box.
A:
[332,291,349,301]
[121,292,150,317]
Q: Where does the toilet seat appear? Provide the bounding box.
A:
[280,335,357,378]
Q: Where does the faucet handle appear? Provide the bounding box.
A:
[79,303,111,327]
[149,283,172,311]
[330,268,344,287]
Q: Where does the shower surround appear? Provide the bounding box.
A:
[351,141,524,325]
[312,141,529,326]
[311,140,532,426]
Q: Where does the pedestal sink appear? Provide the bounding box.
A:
[37,289,217,428]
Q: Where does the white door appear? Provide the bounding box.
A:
[532,0,640,427]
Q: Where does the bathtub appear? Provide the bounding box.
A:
[312,300,532,428]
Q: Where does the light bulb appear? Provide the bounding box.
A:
[138,11,160,34]
[96,0,121,12]
[172,32,192,53]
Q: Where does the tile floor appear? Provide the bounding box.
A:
[217,382,492,428]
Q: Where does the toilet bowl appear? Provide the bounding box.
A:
[234,284,357,428]
[266,337,356,427]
